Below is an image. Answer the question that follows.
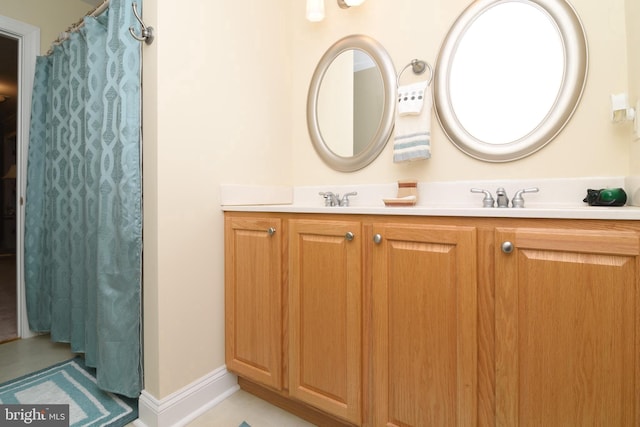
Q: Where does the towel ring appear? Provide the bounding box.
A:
[397,59,433,87]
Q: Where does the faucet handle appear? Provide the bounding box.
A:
[470,188,495,208]
[340,191,358,207]
[511,187,539,208]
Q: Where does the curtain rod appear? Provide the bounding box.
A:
[46,0,110,55]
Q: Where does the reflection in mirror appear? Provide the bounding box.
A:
[307,34,396,172]
[434,0,588,162]
[451,2,563,144]
[317,50,384,157]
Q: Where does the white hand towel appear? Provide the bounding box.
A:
[393,81,432,162]
[397,80,429,115]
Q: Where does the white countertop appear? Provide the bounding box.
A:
[222,203,640,220]
[220,177,640,220]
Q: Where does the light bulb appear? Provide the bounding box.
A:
[306,0,325,22]
[345,0,366,5]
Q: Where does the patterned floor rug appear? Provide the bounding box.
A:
[0,357,137,426]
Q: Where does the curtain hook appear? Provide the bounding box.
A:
[129,2,154,45]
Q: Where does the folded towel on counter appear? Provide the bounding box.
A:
[393,80,432,162]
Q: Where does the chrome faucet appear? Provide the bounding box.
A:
[496,187,509,208]
[471,186,540,208]
[319,191,358,207]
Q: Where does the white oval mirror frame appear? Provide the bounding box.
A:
[307,35,396,172]
[434,0,588,162]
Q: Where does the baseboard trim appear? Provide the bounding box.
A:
[135,366,239,427]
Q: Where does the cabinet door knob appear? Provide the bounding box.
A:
[501,241,514,254]
[345,231,355,241]
[267,227,276,236]
[373,234,382,244]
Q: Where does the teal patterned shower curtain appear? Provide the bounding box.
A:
[24,0,142,398]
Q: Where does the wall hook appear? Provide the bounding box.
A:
[129,1,154,45]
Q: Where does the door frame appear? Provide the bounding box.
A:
[0,14,39,339]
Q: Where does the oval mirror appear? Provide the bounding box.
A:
[434,0,588,162]
[307,35,396,172]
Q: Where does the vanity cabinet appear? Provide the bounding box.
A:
[288,218,363,425]
[370,222,477,426]
[224,212,640,426]
[494,226,640,426]
[224,215,283,391]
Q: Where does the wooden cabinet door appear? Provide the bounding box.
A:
[371,223,478,427]
[495,227,640,426]
[289,218,362,425]
[225,215,283,390]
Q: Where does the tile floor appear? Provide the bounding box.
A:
[0,335,315,426]
[187,390,315,427]
[0,333,74,384]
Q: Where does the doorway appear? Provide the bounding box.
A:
[0,15,39,342]
[0,34,18,343]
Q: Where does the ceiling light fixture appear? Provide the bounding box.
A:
[337,0,366,8]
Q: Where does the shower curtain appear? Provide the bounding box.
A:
[24,0,142,398]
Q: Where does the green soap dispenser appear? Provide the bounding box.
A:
[583,188,627,206]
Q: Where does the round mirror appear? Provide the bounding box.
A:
[434,0,588,162]
[307,35,396,172]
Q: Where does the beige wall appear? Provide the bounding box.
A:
[143,0,293,398]
[0,0,93,54]
[627,0,640,173]
[291,0,633,185]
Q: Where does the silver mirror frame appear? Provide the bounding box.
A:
[434,0,588,162]
[307,34,396,172]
